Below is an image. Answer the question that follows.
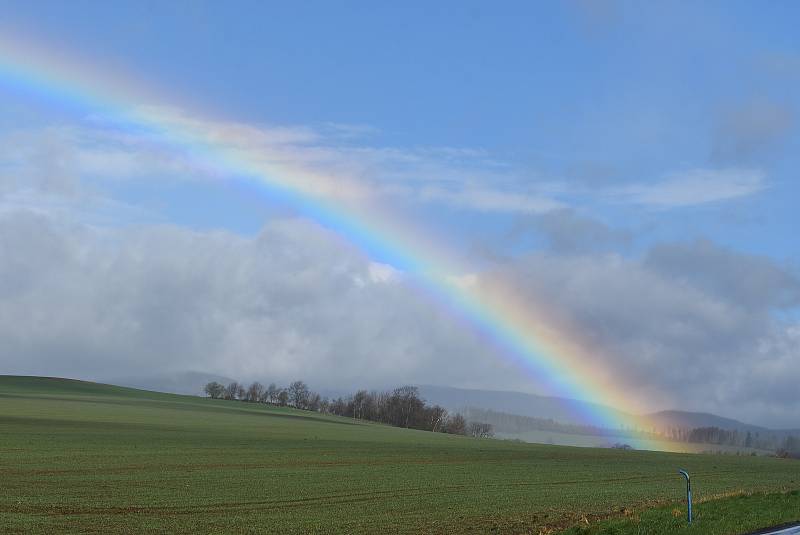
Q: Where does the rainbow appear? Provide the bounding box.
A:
[0,34,671,450]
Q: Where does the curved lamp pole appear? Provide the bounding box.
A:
[678,469,692,524]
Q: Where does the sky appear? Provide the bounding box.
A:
[1,1,798,427]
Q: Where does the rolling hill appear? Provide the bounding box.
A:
[1,375,799,534]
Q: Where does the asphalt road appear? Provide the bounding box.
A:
[748,524,800,535]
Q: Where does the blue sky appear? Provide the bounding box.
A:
[4,0,798,260]
[1,1,799,425]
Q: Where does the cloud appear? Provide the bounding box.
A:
[0,208,513,392]
[514,209,631,254]
[645,239,800,310]
[487,245,800,427]
[3,110,771,221]
[712,100,794,162]
[320,122,381,140]
[3,106,796,426]
[1,112,568,216]
[618,168,766,208]
[0,124,207,193]
[2,202,799,426]
[418,185,564,214]
[0,128,81,196]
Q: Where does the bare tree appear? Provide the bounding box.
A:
[468,421,494,438]
[265,383,280,404]
[392,386,424,428]
[288,380,310,409]
[246,382,265,403]
[320,385,497,439]
[445,413,467,435]
[277,389,289,407]
[204,381,225,399]
[429,406,448,433]
[224,381,242,400]
[329,396,347,415]
[373,391,389,423]
[307,392,322,412]
[352,390,369,420]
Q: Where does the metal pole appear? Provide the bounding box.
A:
[678,469,692,523]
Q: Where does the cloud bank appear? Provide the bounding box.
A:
[0,110,793,427]
[1,205,798,427]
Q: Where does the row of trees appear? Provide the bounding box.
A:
[205,381,800,455]
[204,380,322,409]
[463,407,626,438]
[465,407,800,456]
[666,426,799,455]
[204,381,493,438]
[325,386,493,437]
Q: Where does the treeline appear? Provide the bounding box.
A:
[204,381,493,438]
[463,407,658,440]
[464,407,800,456]
[683,426,800,457]
[204,380,323,409]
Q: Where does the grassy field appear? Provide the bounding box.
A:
[496,430,773,455]
[1,376,798,534]
[562,491,800,535]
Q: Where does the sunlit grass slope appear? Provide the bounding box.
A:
[1,376,798,534]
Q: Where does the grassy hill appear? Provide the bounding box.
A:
[1,376,798,534]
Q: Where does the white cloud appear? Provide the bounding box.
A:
[618,168,766,208]
[3,107,796,426]
[0,209,509,392]
[367,261,398,283]
[3,108,771,221]
[2,203,799,426]
[1,111,569,215]
[418,185,564,214]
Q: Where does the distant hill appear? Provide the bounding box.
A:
[643,410,766,433]
[106,371,236,396]
[416,384,634,426]
[644,410,800,437]
[417,384,795,434]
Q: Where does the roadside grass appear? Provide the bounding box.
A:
[1,376,798,534]
[560,490,800,535]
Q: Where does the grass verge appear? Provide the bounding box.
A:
[560,490,800,535]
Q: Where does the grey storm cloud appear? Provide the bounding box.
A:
[1,210,798,426]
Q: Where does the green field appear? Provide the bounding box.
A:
[1,376,798,534]
[496,430,773,456]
